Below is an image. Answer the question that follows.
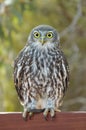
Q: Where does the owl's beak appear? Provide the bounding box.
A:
[40,37,46,45]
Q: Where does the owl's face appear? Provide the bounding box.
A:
[28,25,60,48]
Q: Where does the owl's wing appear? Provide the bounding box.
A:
[59,50,69,94]
[14,45,29,104]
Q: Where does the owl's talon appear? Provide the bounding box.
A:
[23,116,28,121]
[43,108,49,120]
[29,112,33,119]
[50,108,55,118]
[22,110,28,121]
[43,108,56,120]
[44,115,48,121]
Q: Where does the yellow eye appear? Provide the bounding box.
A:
[46,32,53,38]
[34,31,40,38]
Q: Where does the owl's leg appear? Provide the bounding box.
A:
[22,99,37,120]
[43,98,56,119]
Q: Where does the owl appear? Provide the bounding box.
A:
[14,25,69,120]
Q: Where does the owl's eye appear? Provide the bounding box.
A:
[46,32,53,38]
[34,31,40,38]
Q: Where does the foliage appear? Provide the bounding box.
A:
[0,0,86,112]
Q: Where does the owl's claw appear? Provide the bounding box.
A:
[22,109,28,121]
[44,115,48,121]
[43,108,55,120]
[50,108,55,118]
[43,108,49,120]
[22,108,34,120]
[29,112,33,119]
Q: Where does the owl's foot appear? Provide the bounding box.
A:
[22,108,33,120]
[29,112,33,119]
[43,108,55,120]
[23,100,37,120]
[22,109,28,121]
[22,108,45,120]
[43,99,56,120]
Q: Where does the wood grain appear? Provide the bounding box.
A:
[0,112,86,130]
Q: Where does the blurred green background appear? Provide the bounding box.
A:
[0,0,86,112]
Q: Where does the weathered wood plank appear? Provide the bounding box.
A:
[0,112,86,130]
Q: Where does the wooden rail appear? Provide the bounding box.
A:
[0,112,86,130]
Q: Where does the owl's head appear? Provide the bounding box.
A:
[28,25,60,48]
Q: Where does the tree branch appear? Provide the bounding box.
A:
[60,0,82,37]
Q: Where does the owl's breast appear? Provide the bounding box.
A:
[24,49,60,90]
[32,52,53,78]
